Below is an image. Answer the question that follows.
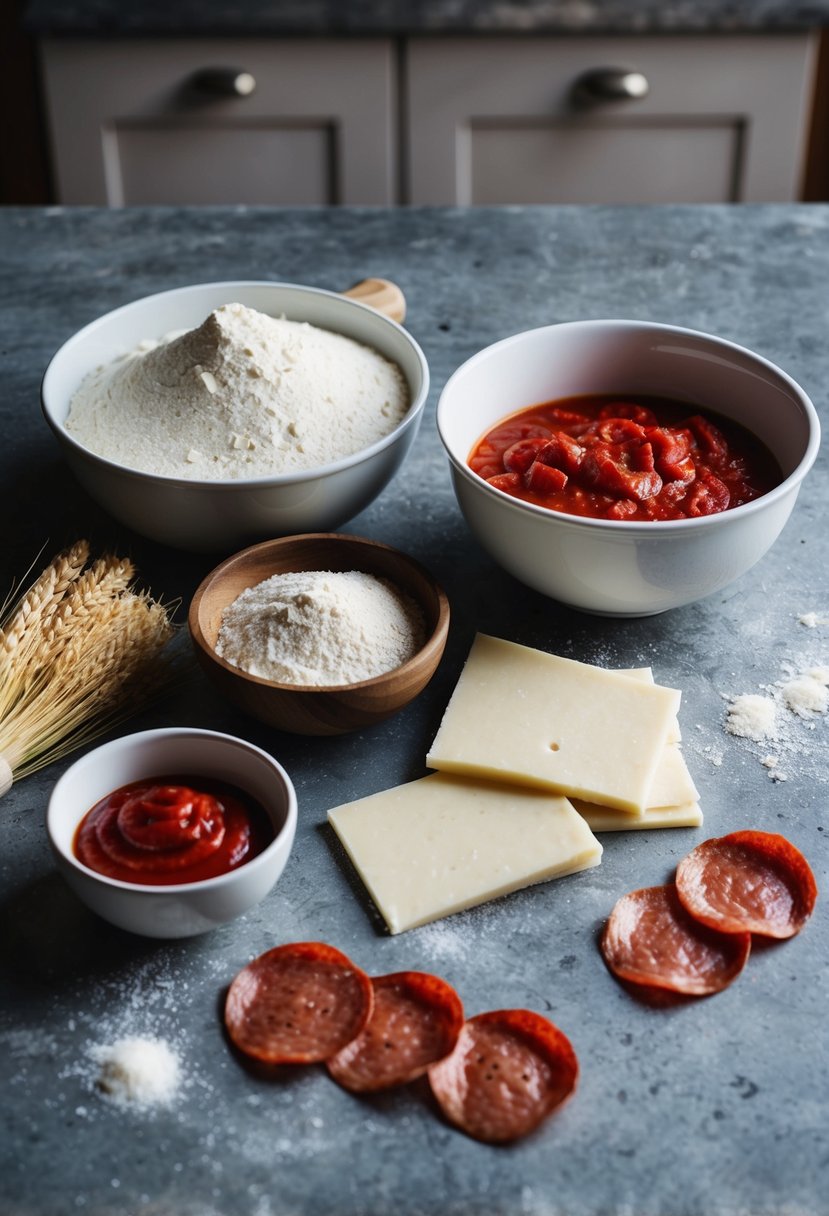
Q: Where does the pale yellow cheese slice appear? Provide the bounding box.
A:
[573,799,703,832]
[613,670,698,811]
[426,634,681,815]
[620,668,681,744]
[570,739,700,830]
[327,772,603,935]
[568,704,699,831]
[647,743,699,809]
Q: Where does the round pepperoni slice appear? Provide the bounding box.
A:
[428,1009,578,1144]
[676,831,818,939]
[601,884,750,996]
[225,941,373,1065]
[327,971,464,1093]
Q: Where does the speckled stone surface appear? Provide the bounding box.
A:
[24,0,829,35]
[0,204,827,1216]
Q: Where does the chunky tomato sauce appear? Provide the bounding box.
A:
[74,777,273,886]
[468,395,780,522]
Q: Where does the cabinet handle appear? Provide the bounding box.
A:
[191,68,257,98]
[572,67,649,105]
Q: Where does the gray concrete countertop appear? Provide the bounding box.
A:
[24,0,829,36]
[0,204,827,1216]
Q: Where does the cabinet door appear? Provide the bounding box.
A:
[407,36,818,204]
[41,39,395,206]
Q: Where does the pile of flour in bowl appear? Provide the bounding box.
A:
[216,569,425,686]
[65,303,409,479]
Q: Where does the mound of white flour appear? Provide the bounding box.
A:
[66,303,409,479]
[216,569,425,686]
[91,1036,181,1108]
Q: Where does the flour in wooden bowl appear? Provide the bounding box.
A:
[66,303,409,479]
[215,569,425,686]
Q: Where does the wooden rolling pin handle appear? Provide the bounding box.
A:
[343,278,407,324]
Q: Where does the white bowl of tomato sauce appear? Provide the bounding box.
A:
[47,728,297,938]
[437,319,820,616]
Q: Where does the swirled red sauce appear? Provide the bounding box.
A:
[74,777,273,886]
[468,395,781,522]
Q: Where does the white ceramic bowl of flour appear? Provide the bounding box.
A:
[41,282,430,552]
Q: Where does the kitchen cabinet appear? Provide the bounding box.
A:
[406,35,819,203]
[40,39,396,205]
[40,33,818,205]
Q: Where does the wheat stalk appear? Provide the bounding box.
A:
[0,542,178,791]
[0,541,89,684]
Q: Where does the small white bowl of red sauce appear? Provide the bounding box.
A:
[437,319,820,616]
[46,728,297,938]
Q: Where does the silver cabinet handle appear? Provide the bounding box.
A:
[191,68,257,98]
[573,68,649,105]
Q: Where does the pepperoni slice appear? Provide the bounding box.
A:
[224,942,374,1065]
[601,884,750,996]
[675,831,818,940]
[327,971,464,1092]
[428,1009,578,1144]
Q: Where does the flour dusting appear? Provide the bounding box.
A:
[90,1036,181,1108]
[722,647,829,781]
[726,693,777,742]
[780,672,829,717]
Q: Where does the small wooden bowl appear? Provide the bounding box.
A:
[188,534,450,736]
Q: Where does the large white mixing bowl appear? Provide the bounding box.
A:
[42,281,429,553]
[437,319,819,616]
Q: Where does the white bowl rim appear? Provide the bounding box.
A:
[437,318,821,534]
[46,726,298,895]
[41,279,431,489]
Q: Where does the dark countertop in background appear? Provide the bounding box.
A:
[24,0,829,36]
[0,203,827,1216]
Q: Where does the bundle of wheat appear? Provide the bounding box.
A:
[0,540,177,794]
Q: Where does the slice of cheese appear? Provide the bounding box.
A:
[620,668,681,744]
[328,772,602,935]
[613,669,698,810]
[573,799,703,832]
[426,634,681,815]
[647,743,699,810]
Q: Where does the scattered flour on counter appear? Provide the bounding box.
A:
[411,918,470,964]
[66,302,409,479]
[780,668,829,716]
[90,1036,181,1109]
[723,652,829,780]
[52,955,211,1121]
[725,693,777,742]
[700,743,724,767]
[761,755,788,783]
[216,568,425,686]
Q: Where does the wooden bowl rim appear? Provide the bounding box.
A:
[188,532,450,693]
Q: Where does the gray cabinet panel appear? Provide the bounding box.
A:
[111,122,335,207]
[467,121,741,204]
[407,36,818,203]
[42,39,395,206]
